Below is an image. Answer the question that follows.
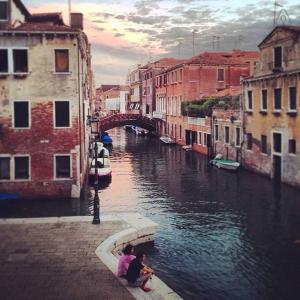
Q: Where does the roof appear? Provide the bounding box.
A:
[258,25,300,47]
[13,0,30,18]
[97,85,120,92]
[10,22,79,32]
[2,1,81,33]
[188,52,250,65]
[209,86,241,98]
[28,13,65,25]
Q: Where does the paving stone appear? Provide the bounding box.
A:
[0,220,135,300]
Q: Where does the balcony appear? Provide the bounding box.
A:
[216,81,226,90]
[153,111,166,121]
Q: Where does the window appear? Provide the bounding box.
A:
[14,156,29,180]
[274,88,281,110]
[289,87,297,111]
[0,1,8,20]
[13,101,29,128]
[146,104,150,114]
[261,89,267,111]
[204,133,207,146]
[288,139,296,154]
[236,127,241,147]
[13,49,28,73]
[55,49,69,73]
[247,91,253,110]
[0,49,8,72]
[198,132,202,144]
[274,46,282,69]
[54,101,70,127]
[0,157,10,180]
[261,135,267,154]
[217,69,224,81]
[273,133,282,153]
[55,155,71,179]
[0,48,28,74]
[215,125,219,141]
[224,126,229,144]
[247,133,252,150]
[179,69,183,81]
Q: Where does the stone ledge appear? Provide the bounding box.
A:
[95,213,183,300]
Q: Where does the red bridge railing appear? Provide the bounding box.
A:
[90,113,156,135]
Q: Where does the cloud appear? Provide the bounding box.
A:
[114,33,125,37]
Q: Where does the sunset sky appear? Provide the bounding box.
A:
[23,0,300,86]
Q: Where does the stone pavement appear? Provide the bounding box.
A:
[0,217,135,300]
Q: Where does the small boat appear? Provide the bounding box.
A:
[123,125,132,131]
[160,136,175,144]
[210,158,240,171]
[101,132,113,145]
[182,145,192,151]
[89,157,112,178]
[0,193,19,201]
[131,126,149,136]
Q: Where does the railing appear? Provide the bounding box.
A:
[152,111,166,120]
[91,113,156,134]
[187,117,206,126]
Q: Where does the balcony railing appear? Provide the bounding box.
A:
[153,111,166,120]
[187,117,206,126]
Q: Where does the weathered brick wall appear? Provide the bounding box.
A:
[0,34,88,199]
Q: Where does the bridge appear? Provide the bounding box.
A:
[90,113,156,134]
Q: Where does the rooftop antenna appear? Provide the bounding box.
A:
[273,0,291,26]
[68,0,71,25]
[212,36,220,50]
[192,29,197,56]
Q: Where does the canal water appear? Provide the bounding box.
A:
[1,127,300,300]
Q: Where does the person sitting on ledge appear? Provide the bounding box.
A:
[126,251,154,292]
[117,244,136,278]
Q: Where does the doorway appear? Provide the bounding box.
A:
[273,155,281,181]
[185,130,191,145]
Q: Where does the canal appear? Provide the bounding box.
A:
[1,127,300,300]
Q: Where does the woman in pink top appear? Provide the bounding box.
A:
[117,244,136,277]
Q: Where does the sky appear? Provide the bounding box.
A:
[23,0,300,86]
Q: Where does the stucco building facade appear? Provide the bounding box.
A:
[243,26,300,187]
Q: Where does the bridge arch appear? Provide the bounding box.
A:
[90,113,156,134]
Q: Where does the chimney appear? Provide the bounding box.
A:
[70,13,83,30]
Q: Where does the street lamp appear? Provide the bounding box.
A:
[92,139,100,224]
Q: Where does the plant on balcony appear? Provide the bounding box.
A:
[181,96,239,117]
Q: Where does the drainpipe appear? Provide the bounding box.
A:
[77,36,82,184]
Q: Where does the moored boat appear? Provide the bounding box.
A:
[182,145,192,151]
[160,136,176,144]
[101,132,113,145]
[131,126,149,135]
[89,157,112,178]
[210,158,240,171]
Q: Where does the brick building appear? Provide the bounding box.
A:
[141,58,181,118]
[242,26,300,187]
[0,0,92,198]
[155,50,259,155]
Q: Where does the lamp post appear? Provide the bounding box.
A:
[93,139,100,224]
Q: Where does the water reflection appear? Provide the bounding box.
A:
[100,128,300,300]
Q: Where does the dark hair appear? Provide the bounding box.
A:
[122,244,133,255]
[136,251,146,260]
